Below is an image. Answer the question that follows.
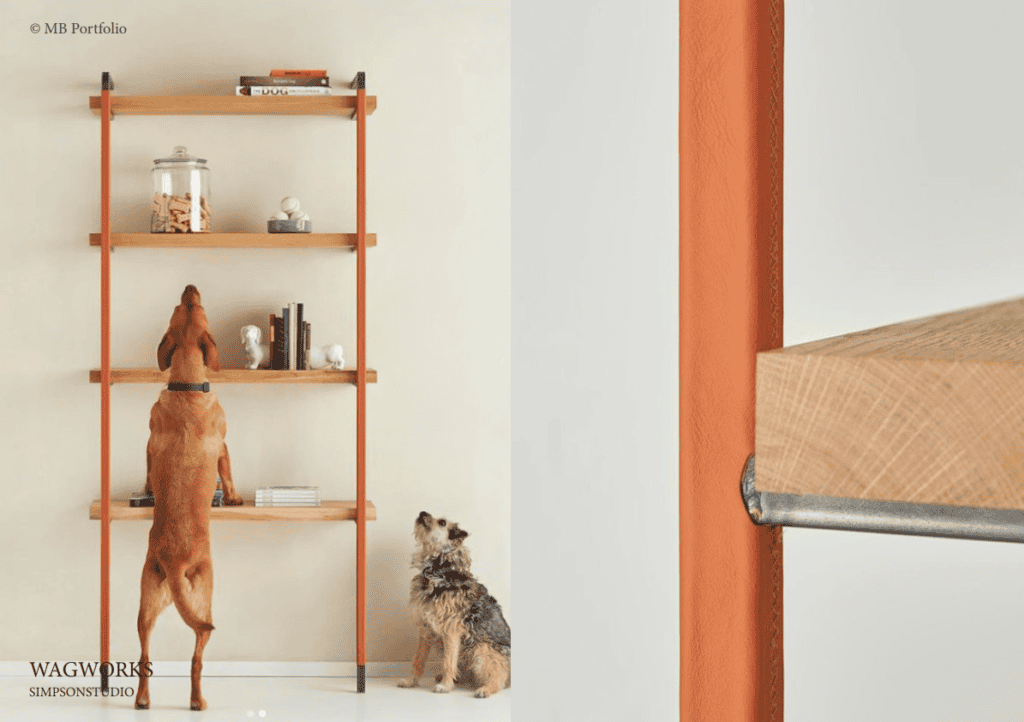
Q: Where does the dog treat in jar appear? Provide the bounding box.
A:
[151,146,211,233]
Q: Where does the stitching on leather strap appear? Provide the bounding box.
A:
[768,1,784,720]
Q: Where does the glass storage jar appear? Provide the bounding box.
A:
[151,146,211,233]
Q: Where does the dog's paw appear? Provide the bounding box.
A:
[134,699,150,710]
[223,494,244,506]
[432,682,453,694]
[474,688,494,699]
[190,696,207,711]
[397,678,418,688]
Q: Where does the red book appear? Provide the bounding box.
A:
[269,69,328,78]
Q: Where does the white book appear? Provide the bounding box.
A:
[254,501,322,507]
[235,86,330,96]
[257,486,320,491]
[288,302,299,370]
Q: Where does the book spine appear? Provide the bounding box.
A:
[270,69,328,78]
[273,314,285,370]
[239,75,329,87]
[236,86,330,96]
[268,314,277,370]
[304,322,311,363]
[282,307,291,370]
[296,304,305,370]
[288,303,299,371]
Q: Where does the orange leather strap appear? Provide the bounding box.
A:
[680,1,784,720]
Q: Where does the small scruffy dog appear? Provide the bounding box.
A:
[397,511,511,697]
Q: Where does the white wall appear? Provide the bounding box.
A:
[512,0,680,720]
[785,1,1024,720]
[0,0,509,666]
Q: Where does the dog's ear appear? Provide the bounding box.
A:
[200,330,221,371]
[448,524,469,543]
[157,332,176,371]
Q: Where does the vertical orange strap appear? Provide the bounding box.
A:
[99,77,112,676]
[355,75,367,672]
[679,2,784,720]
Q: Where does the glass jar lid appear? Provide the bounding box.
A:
[153,146,207,166]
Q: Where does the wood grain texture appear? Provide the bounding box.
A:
[88,233,376,248]
[89,95,377,116]
[88,368,377,384]
[89,499,377,521]
[756,297,1024,510]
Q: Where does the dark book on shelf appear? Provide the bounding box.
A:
[239,75,329,87]
[304,321,311,367]
[296,303,305,370]
[281,306,291,370]
[272,314,285,370]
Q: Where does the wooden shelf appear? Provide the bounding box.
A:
[90,499,376,522]
[89,95,377,117]
[89,233,376,249]
[756,296,1024,511]
[89,368,378,384]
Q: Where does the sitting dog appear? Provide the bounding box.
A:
[135,285,243,711]
[398,511,511,698]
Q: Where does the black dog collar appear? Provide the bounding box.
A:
[167,382,210,393]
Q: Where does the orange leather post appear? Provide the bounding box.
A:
[680,1,784,721]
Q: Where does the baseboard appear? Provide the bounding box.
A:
[1,661,439,679]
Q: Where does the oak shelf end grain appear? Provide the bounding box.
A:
[756,296,1024,512]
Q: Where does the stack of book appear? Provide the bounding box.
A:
[255,486,321,507]
[236,69,331,96]
[268,302,310,370]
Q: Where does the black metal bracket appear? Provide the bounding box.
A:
[101,72,115,120]
[351,72,366,90]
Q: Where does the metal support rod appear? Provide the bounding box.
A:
[742,454,1024,544]
[355,72,368,692]
[99,71,112,691]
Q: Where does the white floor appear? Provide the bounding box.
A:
[0,676,511,721]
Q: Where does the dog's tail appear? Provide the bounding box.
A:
[166,566,215,633]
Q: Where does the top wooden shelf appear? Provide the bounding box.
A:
[89,95,377,117]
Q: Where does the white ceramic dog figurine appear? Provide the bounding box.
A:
[240,325,270,370]
[308,343,345,370]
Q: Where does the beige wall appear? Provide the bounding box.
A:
[0,0,509,664]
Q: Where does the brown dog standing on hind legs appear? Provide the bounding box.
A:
[135,285,243,711]
[398,511,511,698]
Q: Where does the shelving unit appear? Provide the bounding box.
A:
[89,71,376,693]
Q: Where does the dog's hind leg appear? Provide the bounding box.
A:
[185,560,214,711]
[471,646,511,698]
[136,555,171,710]
[398,627,433,688]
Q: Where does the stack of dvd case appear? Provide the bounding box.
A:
[255,486,321,507]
